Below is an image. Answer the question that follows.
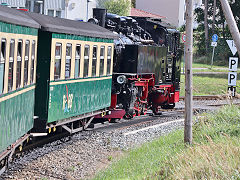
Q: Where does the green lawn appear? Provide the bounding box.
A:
[93,105,240,179]
[182,62,228,69]
[180,74,240,96]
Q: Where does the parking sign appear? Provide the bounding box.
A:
[228,72,237,86]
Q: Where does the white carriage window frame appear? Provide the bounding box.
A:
[54,43,62,80]
[83,45,90,78]
[99,46,105,76]
[24,40,30,86]
[92,45,97,77]
[0,38,6,94]
[30,40,36,84]
[8,39,15,92]
[65,43,72,79]
[107,46,112,75]
[16,40,23,89]
[74,44,81,78]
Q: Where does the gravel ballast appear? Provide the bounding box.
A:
[2,99,240,180]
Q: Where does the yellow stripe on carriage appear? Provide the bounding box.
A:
[49,76,112,86]
[0,85,35,103]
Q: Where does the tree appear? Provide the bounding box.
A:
[194,0,240,62]
[131,0,136,8]
[103,0,131,16]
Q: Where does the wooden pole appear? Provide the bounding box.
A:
[212,0,217,33]
[219,0,240,56]
[204,0,209,54]
[184,0,194,144]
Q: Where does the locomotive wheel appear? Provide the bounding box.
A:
[153,107,162,116]
[124,109,134,119]
[140,104,147,115]
[161,103,175,109]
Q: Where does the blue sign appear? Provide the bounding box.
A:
[212,34,218,42]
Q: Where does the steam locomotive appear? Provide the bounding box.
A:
[92,9,181,119]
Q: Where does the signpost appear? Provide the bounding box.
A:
[226,40,237,56]
[210,34,218,69]
[227,40,238,97]
[182,33,186,74]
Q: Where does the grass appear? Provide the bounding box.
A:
[161,105,240,179]
[94,130,186,180]
[93,105,240,180]
[191,62,227,69]
[182,62,228,69]
[182,62,239,72]
[180,74,240,96]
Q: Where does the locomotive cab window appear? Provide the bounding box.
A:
[8,40,15,91]
[16,40,23,89]
[54,43,62,80]
[65,43,72,79]
[75,44,81,78]
[83,45,90,78]
[0,39,6,94]
[100,46,105,76]
[24,40,30,86]
[30,40,36,83]
[92,45,97,77]
[107,46,112,75]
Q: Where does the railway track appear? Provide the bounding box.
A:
[180,95,240,101]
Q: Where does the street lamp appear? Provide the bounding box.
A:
[86,0,93,21]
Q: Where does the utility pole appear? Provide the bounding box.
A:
[184,0,194,144]
[219,0,240,57]
[204,0,209,54]
[212,0,217,33]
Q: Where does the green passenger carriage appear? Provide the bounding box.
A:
[27,13,118,133]
[0,6,40,158]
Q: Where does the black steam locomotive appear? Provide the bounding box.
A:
[91,9,181,119]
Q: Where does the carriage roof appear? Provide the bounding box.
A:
[26,12,118,40]
[0,5,40,29]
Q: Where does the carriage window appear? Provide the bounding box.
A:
[65,44,72,79]
[75,44,81,78]
[0,39,6,94]
[107,46,112,75]
[16,40,23,89]
[24,40,30,86]
[30,40,35,83]
[83,45,89,78]
[92,46,97,77]
[8,40,15,91]
[54,43,62,80]
[100,46,105,76]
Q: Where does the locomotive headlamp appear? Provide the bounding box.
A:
[117,75,127,84]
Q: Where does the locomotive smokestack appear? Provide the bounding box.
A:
[93,8,106,27]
